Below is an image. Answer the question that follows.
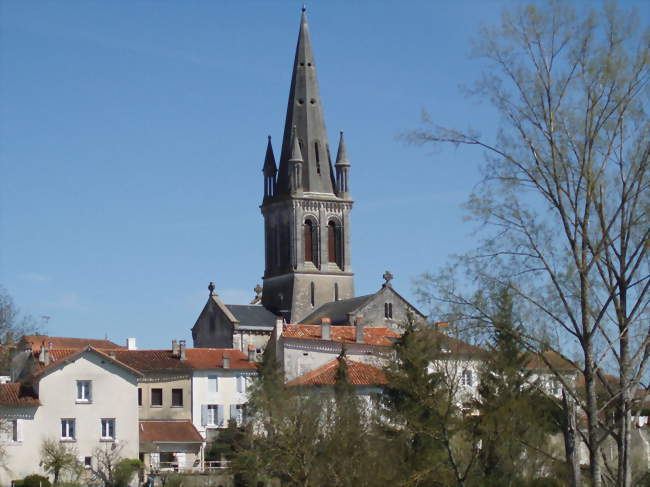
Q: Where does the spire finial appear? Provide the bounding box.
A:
[302,4,306,13]
[268,135,271,141]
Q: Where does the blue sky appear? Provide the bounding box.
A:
[2,1,648,349]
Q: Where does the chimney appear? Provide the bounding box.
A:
[223,353,230,369]
[179,340,186,361]
[321,317,331,340]
[436,322,449,334]
[126,338,137,350]
[355,316,365,344]
[38,344,48,364]
[247,344,256,362]
[172,340,179,357]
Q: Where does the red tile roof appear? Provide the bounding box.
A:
[30,347,143,379]
[139,420,203,443]
[524,351,576,372]
[282,324,399,346]
[185,349,257,370]
[112,350,194,373]
[287,359,388,387]
[0,382,40,406]
[20,335,124,353]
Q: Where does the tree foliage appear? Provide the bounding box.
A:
[39,438,82,485]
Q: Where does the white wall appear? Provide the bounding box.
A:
[191,369,257,439]
[0,352,139,484]
[282,338,391,382]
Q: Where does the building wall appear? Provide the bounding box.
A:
[191,369,256,439]
[233,331,272,355]
[357,287,424,331]
[281,338,391,382]
[0,353,139,484]
[138,373,192,420]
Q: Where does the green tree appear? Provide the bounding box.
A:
[380,316,478,486]
[408,3,649,486]
[473,287,560,486]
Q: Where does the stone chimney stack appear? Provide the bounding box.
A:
[355,316,365,344]
[223,353,230,369]
[172,340,179,357]
[179,340,186,361]
[247,345,256,362]
[321,317,331,340]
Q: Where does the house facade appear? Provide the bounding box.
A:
[0,348,141,485]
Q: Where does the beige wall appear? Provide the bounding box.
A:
[138,373,192,420]
[0,352,139,485]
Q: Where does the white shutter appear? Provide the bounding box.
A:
[217,405,224,426]
[176,452,186,469]
[201,405,208,426]
[236,376,244,393]
[229,404,237,423]
[16,419,23,442]
[150,452,160,468]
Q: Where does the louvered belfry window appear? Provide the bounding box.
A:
[304,219,317,265]
[328,221,341,266]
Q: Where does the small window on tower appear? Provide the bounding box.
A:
[334,283,339,301]
[314,141,321,173]
[310,282,315,308]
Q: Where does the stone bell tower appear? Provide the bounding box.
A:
[260,8,354,323]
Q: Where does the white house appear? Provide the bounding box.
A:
[0,347,141,485]
[187,348,258,443]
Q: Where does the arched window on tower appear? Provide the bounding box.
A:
[328,221,342,267]
[304,219,318,266]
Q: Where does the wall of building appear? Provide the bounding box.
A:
[191,369,256,439]
[192,300,234,349]
[138,373,192,420]
[0,353,139,484]
[357,287,423,331]
[281,338,391,382]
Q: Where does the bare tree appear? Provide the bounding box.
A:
[40,438,82,485]
[407,3,649,487]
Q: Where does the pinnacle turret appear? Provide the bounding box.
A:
[262,136,277,200]
[335,131,351,198]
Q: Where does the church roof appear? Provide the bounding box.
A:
[282,323,399,346]
[299,294,374,325]
[226,305,279,330]
[275,8,336,196]
[287,358,387,387]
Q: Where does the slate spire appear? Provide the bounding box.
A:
[276,8,336,196]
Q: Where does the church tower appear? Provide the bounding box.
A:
[261,9,354,323]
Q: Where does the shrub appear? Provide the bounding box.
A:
[19,474,52,487]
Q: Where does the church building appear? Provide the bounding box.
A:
[191,9,424,353]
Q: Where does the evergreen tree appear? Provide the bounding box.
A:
[473,286,560,486]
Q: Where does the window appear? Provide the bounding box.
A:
[327,221,341,265]
[84,457,92,468]
[314,141,321,173]
[76,381,91,402]
[172,388,183,407]
[138,388,142,407]
[151,388,163,407]
[0,419,20,443]
[461,369,473,387]
[230,404,245,426]
[334,283,339,301]
[203,404,224,426]
[100,418,115,440]
[384,302,393,319]
[61,419,75,440]
[304,219,317,265]
[310,282,315,307]
[208,375,219,394]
